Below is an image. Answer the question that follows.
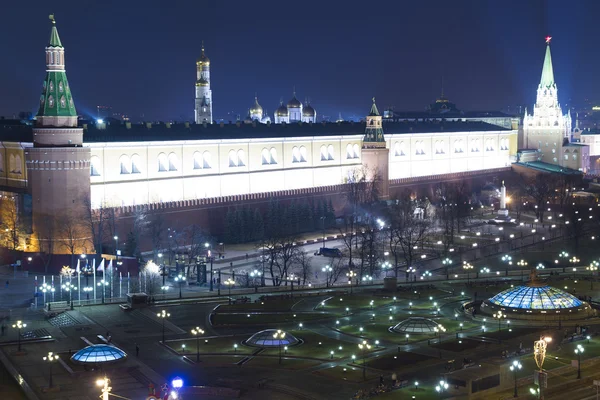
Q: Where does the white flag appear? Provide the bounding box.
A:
[97,259,105,272]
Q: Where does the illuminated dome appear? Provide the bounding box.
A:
[245,329,300,347]
[250,97,263,114]
[71,344,127,364]
[391,317,440,334]
[197,45,210,65]
[488,285,582,310]
[287,95,302,108]
[303,104,316,117]
[275,102,288,117]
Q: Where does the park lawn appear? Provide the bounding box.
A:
[215,298,300,313]
[318,295,391,313]
[338,322,427,344]
[359,351,436,371]
[188,355,246,366]
[476,327,539,341]
[244,356,319,370]
[260,330,383,360]
[374,386,440,400]
[438,319,479,332]
[548,338,600,361]
[430,338,483,352]
[312,365,380,383]
[211,311,329,326]
[168,335,254,355]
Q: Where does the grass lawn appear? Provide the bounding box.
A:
[312,365,380,382]
[260,330,382,360]
[438,319,479,332]
[318,295,392,312]
[374,386,440,400]
[211,312,328,326]
[477,327,539,341]
[430,338,483,352]
[245,356,320,370]
[338,322,427,344]
[168,335,254,355]
[215,298,300,312]
[360,352,436,371]
[188,355,246,366]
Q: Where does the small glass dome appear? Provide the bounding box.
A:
[245,329,300,347]
[71,344,127,364]
[391,317,440,334]
[488,285,583,310]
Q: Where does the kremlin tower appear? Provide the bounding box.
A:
[195,43,213,123]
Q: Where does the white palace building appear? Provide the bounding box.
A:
[0,17,517,232]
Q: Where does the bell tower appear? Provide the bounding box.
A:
[361,98,389,200]
[195,42,213,123]
[26,15,90,252]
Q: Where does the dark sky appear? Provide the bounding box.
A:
[2,0,600,122]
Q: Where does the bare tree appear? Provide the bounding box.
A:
[525,174,556,221]
[293,250,312,285]
[82,195,108,256]
[0,196,22,250]
[146,213,166,261]
[57,211,84,269]
[36,213,56,273]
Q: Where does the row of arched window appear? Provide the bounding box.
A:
[8,154,22,174]
[393,137,509,158]
[48,51,61,65]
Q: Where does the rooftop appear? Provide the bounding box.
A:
[0,118,510,144]
[514,161,583,175]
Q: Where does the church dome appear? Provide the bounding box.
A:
[287,95,302,108]
[303,104,316,117]
[250,97,263,114]
[197,45,210,65]
[276,102,288,117]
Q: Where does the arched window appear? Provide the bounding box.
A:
[346,144,353,159]
[49,52,54,64]
[300,146,307,162]
[471,139,480,152]
[415,141,425,155]
[320,145,328,161]
[119,155,131,174]
[203,151,211,168]
[60,96,66,108]
[48,95,54,108]
[270,148,277,164]
[90,156,101,176]
[13,154,21,174]
[193,152,202,169]
[228,150,237,167]
[237,150,245,167]
[131,154,141,173]
[353,144,360,159]
[54,52,59,65]
[261,148,270,165]
[564,154,569,161]
[58,82,64,93]
[394,142,405,157]
[327,145,335,160]
[292,146,300,163]
[435,140,444,154]
[158,153,168,172]
[168,153,179,171]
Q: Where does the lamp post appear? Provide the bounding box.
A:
[97,279,109,304]
[43,352,59,388]
[510,360,522,397]
[41,282,55,306]
[113,235,119,266]
[575,344,584,379]
[96,377,111,400]
[493,310,506,331]
[157,309,170,343]
[434,324,446,344]
[224,278,235,304]
[358,340,371,380]
[250,269,261,292]
[191,327,204,362]
[587,261,598,290]
[322,265,332,288]
[83,286,92,300]
[502,254,513,276]
[174,274,186,299]
[517,259,528,281]
[346,270,356,294]
[273,329,286,365]
[381,261,392,277]
[462,261,473,283]
[158,253,167,293]
[61,281,77,310]
[442,257,452,278]
[12,320,26,351]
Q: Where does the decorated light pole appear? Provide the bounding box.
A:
[587,261,598,290]
[174,274,186,299]
[157,309,170,343]
[346,270,357,294]
[575,344,584,379]
[191,327,204,362]
[509,360,521,397]
[12,320,26,351]
[322,265,332,288]
[358,340,371,380]
[43,352,59,388]
[273,330,286,365]
[493,310,506,331]
[462,261,473,284]
[224,278,235,304]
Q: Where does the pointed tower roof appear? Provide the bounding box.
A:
[48,15,63,48]
[539,37,555,89]
[369,97,380,116]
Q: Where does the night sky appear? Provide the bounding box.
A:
[2,0,599,122]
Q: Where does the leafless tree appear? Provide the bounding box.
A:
[146,213,166,261]
[0,196,22,250]
[82,195,109,256]
[57,211,84,268]
[525,174,556,220]
[293,249,312,285]
[36,213,56,273]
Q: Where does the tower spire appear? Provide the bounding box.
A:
[540,37,555,89]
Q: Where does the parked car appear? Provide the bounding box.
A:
[314,247,342,257]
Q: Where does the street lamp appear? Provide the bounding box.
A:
[463,261,473,283]
[113,235,119,266]
[442,257,452,277]
[435,380,449,394]
[433,324,446,343]
[273,329,286,365]
[250,269,261,291]
[41,282,55,305]
[575,344,584,379]
[43,352,59,388]
[510,360,522,397]
[517,259,528,281]
[224,278,235,304]
[587,261,598,290]
[97,279,109,304]
[83,286,92,300]
[96,377,112,400]
[381,261,392,277]
[346,270,357,294]
[322,265,332,288]
[191,327,204,362]
[61,281,77,310]
[362,275,373,284]
[358,340,371,380]
[12,320,26,351]
[493,310,506,331]
[157,309,170,343]
[174,274,186,299]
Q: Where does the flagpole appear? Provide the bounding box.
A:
[77,259,81,304]
[127,271,130,295]
[119,272,122,298]
[93,259,97,301]
[102,259,106,302]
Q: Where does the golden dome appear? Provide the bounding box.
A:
[287,95,302,108]
[196,42,210,65]
[250,97,263,114]
[276,102,288,117]
[303,104,316,117]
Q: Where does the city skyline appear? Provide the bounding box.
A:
[2,0,599,121]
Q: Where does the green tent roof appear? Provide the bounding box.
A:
[48,17,63,48]
[539,44,554,89]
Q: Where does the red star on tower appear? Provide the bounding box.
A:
[545,36,552,44]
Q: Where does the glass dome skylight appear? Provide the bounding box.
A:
[245,329,300,347]
[391,317,440,334]
[488,285,583,310]
[71,344,127,364]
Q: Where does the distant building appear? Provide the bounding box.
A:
[273,93,316,124]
